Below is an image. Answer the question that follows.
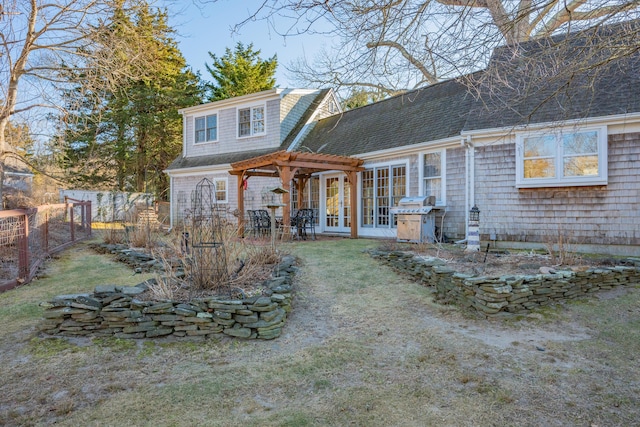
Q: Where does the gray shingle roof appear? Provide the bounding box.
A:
[299,78,474,156]
[301,20,640,157]
[165,148,277,171]
[464,20,640,130]
[4,164,32,175]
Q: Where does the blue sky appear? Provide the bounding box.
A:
[162,0,328,88]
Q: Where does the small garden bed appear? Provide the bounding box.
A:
[371,244,640,317]
[38,255,296,340]
[39,222,298,340]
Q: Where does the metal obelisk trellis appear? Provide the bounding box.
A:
[190,178,229,291]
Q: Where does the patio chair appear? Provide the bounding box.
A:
[256,209,272,236]
[247,210,270,237]
[290,209,301,239]
[292,209,316,240]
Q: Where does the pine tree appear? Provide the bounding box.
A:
[59,4,203,197]
[205,42,277,101]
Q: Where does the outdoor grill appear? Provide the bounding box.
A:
[391,196,441,243]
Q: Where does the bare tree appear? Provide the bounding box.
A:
[222,0,640,97]
[463,19,640,127]
[0,0,158,207]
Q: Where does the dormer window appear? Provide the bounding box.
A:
[238,105,265,137]
[195,114,217,143]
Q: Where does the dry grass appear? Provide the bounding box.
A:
[544,225,582,266]
[0,238,638,426]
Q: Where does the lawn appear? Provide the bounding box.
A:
[0,238,639,426]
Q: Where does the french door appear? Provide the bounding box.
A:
[324,174,351,232]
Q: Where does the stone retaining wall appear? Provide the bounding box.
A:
[370,250,640,317]
[38,256,296,340]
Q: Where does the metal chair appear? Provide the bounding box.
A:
[290,209,301,239]
[256,210,271,236]
[247,210,270,237]
[301,209,316,240]
[292,209,316,240]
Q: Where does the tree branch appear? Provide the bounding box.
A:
[366,40,439,84]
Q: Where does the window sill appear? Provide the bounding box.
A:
[516,178,607,189]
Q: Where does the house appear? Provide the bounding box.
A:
[166,21,640,255]
[165,88,341,225]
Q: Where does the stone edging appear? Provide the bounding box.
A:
[370,250,640,317]
[38,256,297,340]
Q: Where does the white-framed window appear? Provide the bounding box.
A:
[361,163,407,228]
[238,105,265,137]
[212,178,228,203]
[420,150,446,205]
[194,114,217,143]
[515,126,607,188]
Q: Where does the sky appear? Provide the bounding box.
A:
[161,0,329,88]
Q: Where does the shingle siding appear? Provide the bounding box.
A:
[182,99,282,159]
[474,133,640,246]
[443,147,466,240]
[172,173,282,225]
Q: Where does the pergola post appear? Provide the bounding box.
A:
[296,177,306,209]
[280,166,291,228]
[237,174,245,237]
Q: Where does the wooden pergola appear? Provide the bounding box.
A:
[230,150,364,238]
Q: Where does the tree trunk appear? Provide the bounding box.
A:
[0,118,8,210]
[136,133,146,192]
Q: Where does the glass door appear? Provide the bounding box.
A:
[324,174,350,232]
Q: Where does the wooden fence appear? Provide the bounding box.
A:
[0,199,92,292]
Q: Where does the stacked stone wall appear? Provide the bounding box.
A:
[371,250,640,317]
[38,256,296,340]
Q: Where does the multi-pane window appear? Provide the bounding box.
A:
[516,127,607,188]
[361,164,406,228]
[423,152,443,204]
[309,177,320,225]
[195,114,217,143]
[238,106,265,137]
[376,168,390,226]
[213,179,227,203]
[361,170,374,227]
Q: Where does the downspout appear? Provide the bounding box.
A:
[462,135,474,240]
